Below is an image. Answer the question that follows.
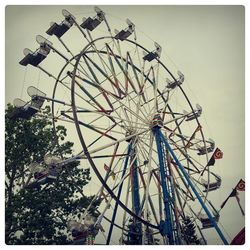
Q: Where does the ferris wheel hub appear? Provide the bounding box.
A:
[151,113,163,129]
[125,129,137,142]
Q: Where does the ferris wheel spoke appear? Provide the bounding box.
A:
[137,138,160,165]
[76,128,151,158]
[71,93,134,131]
[83,49,158,119]
[134,45,152,115]
[61,112,117,141]
[91,41,120,82]
[77,59,101,83]
[127,52,146,99]
[87,153,128,159]
[136,136,173,228]
[61,106,137,129]
[38,36,94,81]
[100,143,127,192]
[137,164,160,226]
[105,142,132,244]
[87,123,120,149]
[109,92,150,126]
[80,55,123,101]
[37,66,101,109]
[75,62,150,126]
[121,174,131,241]
[171,176,186,219]
[81,55,107,86]
[151,170,163,222]
[105,44,127,97]
[136,140,160,172]
[163,105,195,175]
[110,84,151,119]
[174,178,195,202]
[69,73,112,113]
[104,45,152,120]
[153,63,160,114]
[106,43,140,95]
[133,78,151,127]
[162,112,192,126]
[57,36,75,58]
[83,54,125,96]
[167,137,201,173]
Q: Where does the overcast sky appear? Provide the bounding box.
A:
[5,5,244,245]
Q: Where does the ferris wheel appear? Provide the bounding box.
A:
[9,7,228,245]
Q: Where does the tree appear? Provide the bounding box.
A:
[5,104,98,244]
[181,216,201,245]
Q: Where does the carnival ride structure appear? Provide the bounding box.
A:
[9,7,230,245]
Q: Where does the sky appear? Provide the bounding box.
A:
[4,4,245,246]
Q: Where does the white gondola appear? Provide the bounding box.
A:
[197,138,215,155]
[36,35,53,47]
[25,154,60,189]
[44,154,61,166]
[184,104,202,121]
[177,70,184,83]
[19,39,51,67]
[9,86,46,120]
[199,210,220,229]
[166,71,185,89]
[201,173,221,192]
[83,215,102,240]
[68,220,87,244]
[46,10,75,38]
[24,163,41,189]
[44,154,61,180]
[143,42,162,62]
[114,18,135,41]
[62,9,76,20]
[26,163,48,185]
[80,7,105,31]
[27,86,46,110]
[84,214,96,226]
[8,100,39,120]
[68,216,101,244]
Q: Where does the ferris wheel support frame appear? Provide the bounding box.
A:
[158,129,228,245]
[154,128,176,244]
[106,143,132,245]
[130,144,143,244]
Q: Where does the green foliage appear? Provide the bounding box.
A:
[181,216,201,245]
[5,104,96,245]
